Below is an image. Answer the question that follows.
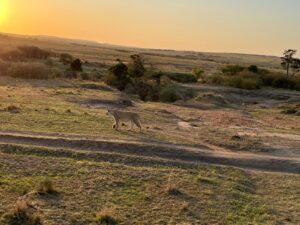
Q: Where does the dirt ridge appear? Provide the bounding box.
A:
[0,131,299,174]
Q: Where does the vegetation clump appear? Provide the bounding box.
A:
[206,60,300,91]
[71,58,83,72]
[37,178,58,195]
[104,55,198,102]
[59,53,73,65]
[1,200,42,225]
[5,105,21,113]
[0,46,52,61]
[166,72,198,83]
[94,210,118,225]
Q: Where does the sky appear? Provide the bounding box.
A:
[0,0,300,55]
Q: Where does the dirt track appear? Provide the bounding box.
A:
[0,131,299,174]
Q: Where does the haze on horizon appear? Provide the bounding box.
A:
[1,0,300,56]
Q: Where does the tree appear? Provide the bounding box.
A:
[281,49,300,79]
[106,60,129,90]
[71,58,83,72]
[129,54,146,78]
[109,60,128,79]
[248,65,258,73]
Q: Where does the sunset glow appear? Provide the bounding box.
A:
[0,0,8,25]
[1,0,300,55]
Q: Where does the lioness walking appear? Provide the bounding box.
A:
[107,109,142,131]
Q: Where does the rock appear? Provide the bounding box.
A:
[231,135,242,140]
[281,109,297,115]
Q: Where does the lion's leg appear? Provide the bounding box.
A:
[130,121,134,130]
[114,118,119,130]
[133,118,142,132]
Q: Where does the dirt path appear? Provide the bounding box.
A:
[0,131,299,174]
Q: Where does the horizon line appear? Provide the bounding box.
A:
[1,31,283,58]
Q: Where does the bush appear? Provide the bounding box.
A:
[0,49,24,61]
[104,73,128,91]
[5,105,21,113]
[293,76,300,91]
[272,77,296,89]
[248,65,258,73]
[80,73,90,80]
[226,77,261,90]
[159,85,180,102]
[222,65,245,75]
[128,54,145,78]
[260,73,277,86]
[7,62,54,79]
[208,74,261,90]
[38,178,58,195]
[59,53,73,65]
[18,46,51,59]
[192,68,204,79]
[95,210,117,225]
[71,58,83,72]
[1,200,42,225]
[166,72,198,83]
[105,61,129,91]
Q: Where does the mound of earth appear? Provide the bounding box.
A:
[195,92,229,106]
[81,99,134,109]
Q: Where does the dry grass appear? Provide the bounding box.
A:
[0,33,298,225]
[94,209,118,225]
[37,178,58,195]
[1,149,297,225]
[1,200,42,225]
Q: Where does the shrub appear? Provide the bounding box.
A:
[226,76,261,90]
[38,178,58,195]
[208,74,261,90]
[272,77,296,89]
[80,73,90,80]
[159,85,180,102]
[166,72,198,83]
[248,65,258,73]
[95,210,117,225]
[5,105,21,113]
[165,173,182,196]
[192,68,204,79]
[1,200,42,225]
[260,73,278,86]
[45,58,54,67]
[59,53,73,65]
[7,62,54,79]
[209,74,226,85]
[71,58,83,72]
[18,46,51,59]
[132,79,161,101]
[128,54,145,78]
[0,49,24,61]
[222,65,245,76]
[293,76,300,91]
[105,61,129,91]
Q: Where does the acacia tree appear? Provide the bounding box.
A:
[281,49,300,79]
[107,59,129,91]
[129,54,146,78]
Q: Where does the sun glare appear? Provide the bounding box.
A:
[0,0,8,24]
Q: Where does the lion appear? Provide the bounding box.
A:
[107,109,142,131]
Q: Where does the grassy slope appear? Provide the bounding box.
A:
[0,33,298,225]
[0,145,299,225]
[0,33,282,75]
[0,77,299,153]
